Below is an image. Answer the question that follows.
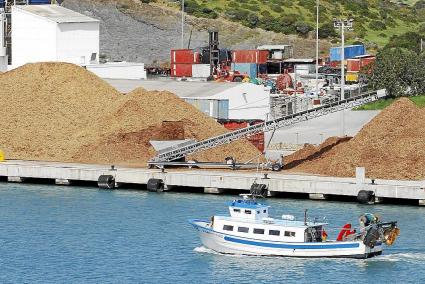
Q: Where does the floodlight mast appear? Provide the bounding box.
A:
[333,18,353,136]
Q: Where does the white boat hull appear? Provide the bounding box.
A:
[190,220,383,259]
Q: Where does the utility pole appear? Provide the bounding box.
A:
[315,0,319,98]
[181,0,185,49]
[333,18,353,136]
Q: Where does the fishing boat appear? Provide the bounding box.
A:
[189,195,399,258]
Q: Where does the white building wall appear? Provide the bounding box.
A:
[56,22,99,65]
[0,13,7,71]
[86,62,146,80]
[11,7,57,67]
[208,83,270,120]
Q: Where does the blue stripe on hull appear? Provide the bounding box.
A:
[224,236,360,250]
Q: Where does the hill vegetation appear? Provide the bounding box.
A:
[155,0,423,48]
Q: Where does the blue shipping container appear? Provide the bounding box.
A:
[28,0,51,4]
[330,45,366,62]
[0,0,4,8]
[231,63,257,79]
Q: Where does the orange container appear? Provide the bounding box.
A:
[232,50,269,64]
[347,59,361,72]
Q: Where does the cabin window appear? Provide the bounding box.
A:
[269,230,280,236]
[245,210,252,214]
[253,228,265,234]
[263,209,267,213]
[223,225,234,231]
[257,211,260,214]
[284,231,296,237]
[233,209,240,213]
[238,227,249,233]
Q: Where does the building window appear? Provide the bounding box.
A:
[238,227,249,233]
[263,209,267,213]
[223,225,234,231]
[269,230,280,236]
[253,228,265,234]
[233,208,240,213]
[284,231,296,237]
[245,210,252,214]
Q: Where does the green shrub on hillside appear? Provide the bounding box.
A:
[385,32,425,54]
[295,21,313,36]
[368,20,386,30]
[174,0,419,44]
[319,22,338,38]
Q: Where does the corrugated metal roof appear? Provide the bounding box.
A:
[13,4,98,23]
[106,79,239,98]
[257,45,292,50]
[284,58,315,63]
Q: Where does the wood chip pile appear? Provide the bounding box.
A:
[0,62,260,166]
[286,98,425,180]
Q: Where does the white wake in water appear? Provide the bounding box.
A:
[193,246,255,258]
[193,246,219,255]
[369,252,425,263]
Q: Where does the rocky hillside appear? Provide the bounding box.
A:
[62,0,331,64]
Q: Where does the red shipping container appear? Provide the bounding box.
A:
[329,61,339,68]
[171,63,192,77]
[361,57,375,68]
[232,50,269,64]
[347,59,360,72]
[171,49,200,64]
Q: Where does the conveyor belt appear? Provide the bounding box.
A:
[150,89,386,163]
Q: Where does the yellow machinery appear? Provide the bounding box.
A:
[0,150,4,161]
[346,72,359,82]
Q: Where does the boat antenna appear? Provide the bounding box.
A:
[304,209,308,225]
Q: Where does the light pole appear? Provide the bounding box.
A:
[333,18,353,136]
[181,0,185,48]
[315,0,319,98]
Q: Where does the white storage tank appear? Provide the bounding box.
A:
[11,5,99,67]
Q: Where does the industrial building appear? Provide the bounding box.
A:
[106,79,270,121]
[11,4,99,67]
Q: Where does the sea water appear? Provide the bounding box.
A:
[0,182,423,284]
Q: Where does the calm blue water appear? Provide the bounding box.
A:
[0,182,424,284]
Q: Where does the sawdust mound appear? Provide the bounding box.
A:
[0,62,260,166]
[283,137,352,169]
[288,98,425,180]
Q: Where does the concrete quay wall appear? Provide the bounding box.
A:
[0,160,424,204]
